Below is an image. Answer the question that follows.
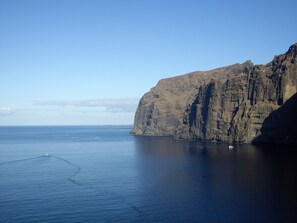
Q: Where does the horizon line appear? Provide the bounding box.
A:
[0,124,134,127]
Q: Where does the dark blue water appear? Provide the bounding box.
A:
[0,126,296,223]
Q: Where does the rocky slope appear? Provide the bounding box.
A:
[132,44,297,144]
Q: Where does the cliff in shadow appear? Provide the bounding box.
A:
[132,43,297,144]
[253,93,297,144]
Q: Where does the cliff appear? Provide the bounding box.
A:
[132,44,297,144]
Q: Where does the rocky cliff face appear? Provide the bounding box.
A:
[132,44,297,144]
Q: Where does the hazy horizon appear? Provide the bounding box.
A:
[1,0,297,125]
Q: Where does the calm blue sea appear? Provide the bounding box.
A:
[0,126,296,223]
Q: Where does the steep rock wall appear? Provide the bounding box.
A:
[132,44,297,144]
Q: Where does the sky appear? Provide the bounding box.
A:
[0,0,296,125]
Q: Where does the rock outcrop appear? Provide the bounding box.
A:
[132,44,297,144]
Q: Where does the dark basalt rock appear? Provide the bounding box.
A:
[132,44,297,144]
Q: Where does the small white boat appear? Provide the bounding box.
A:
[228,145,234,149]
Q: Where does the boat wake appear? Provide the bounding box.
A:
[0,154,81,186]
[0,154,144,216]
[50,155,81,186]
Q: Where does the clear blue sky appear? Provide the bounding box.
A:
[0,0,296,125]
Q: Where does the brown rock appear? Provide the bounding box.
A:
[132,44,297,144]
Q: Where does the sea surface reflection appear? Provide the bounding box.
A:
[134,136,297,222]
[0,126,296,223]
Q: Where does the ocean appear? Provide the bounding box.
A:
[0,126,296,223]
